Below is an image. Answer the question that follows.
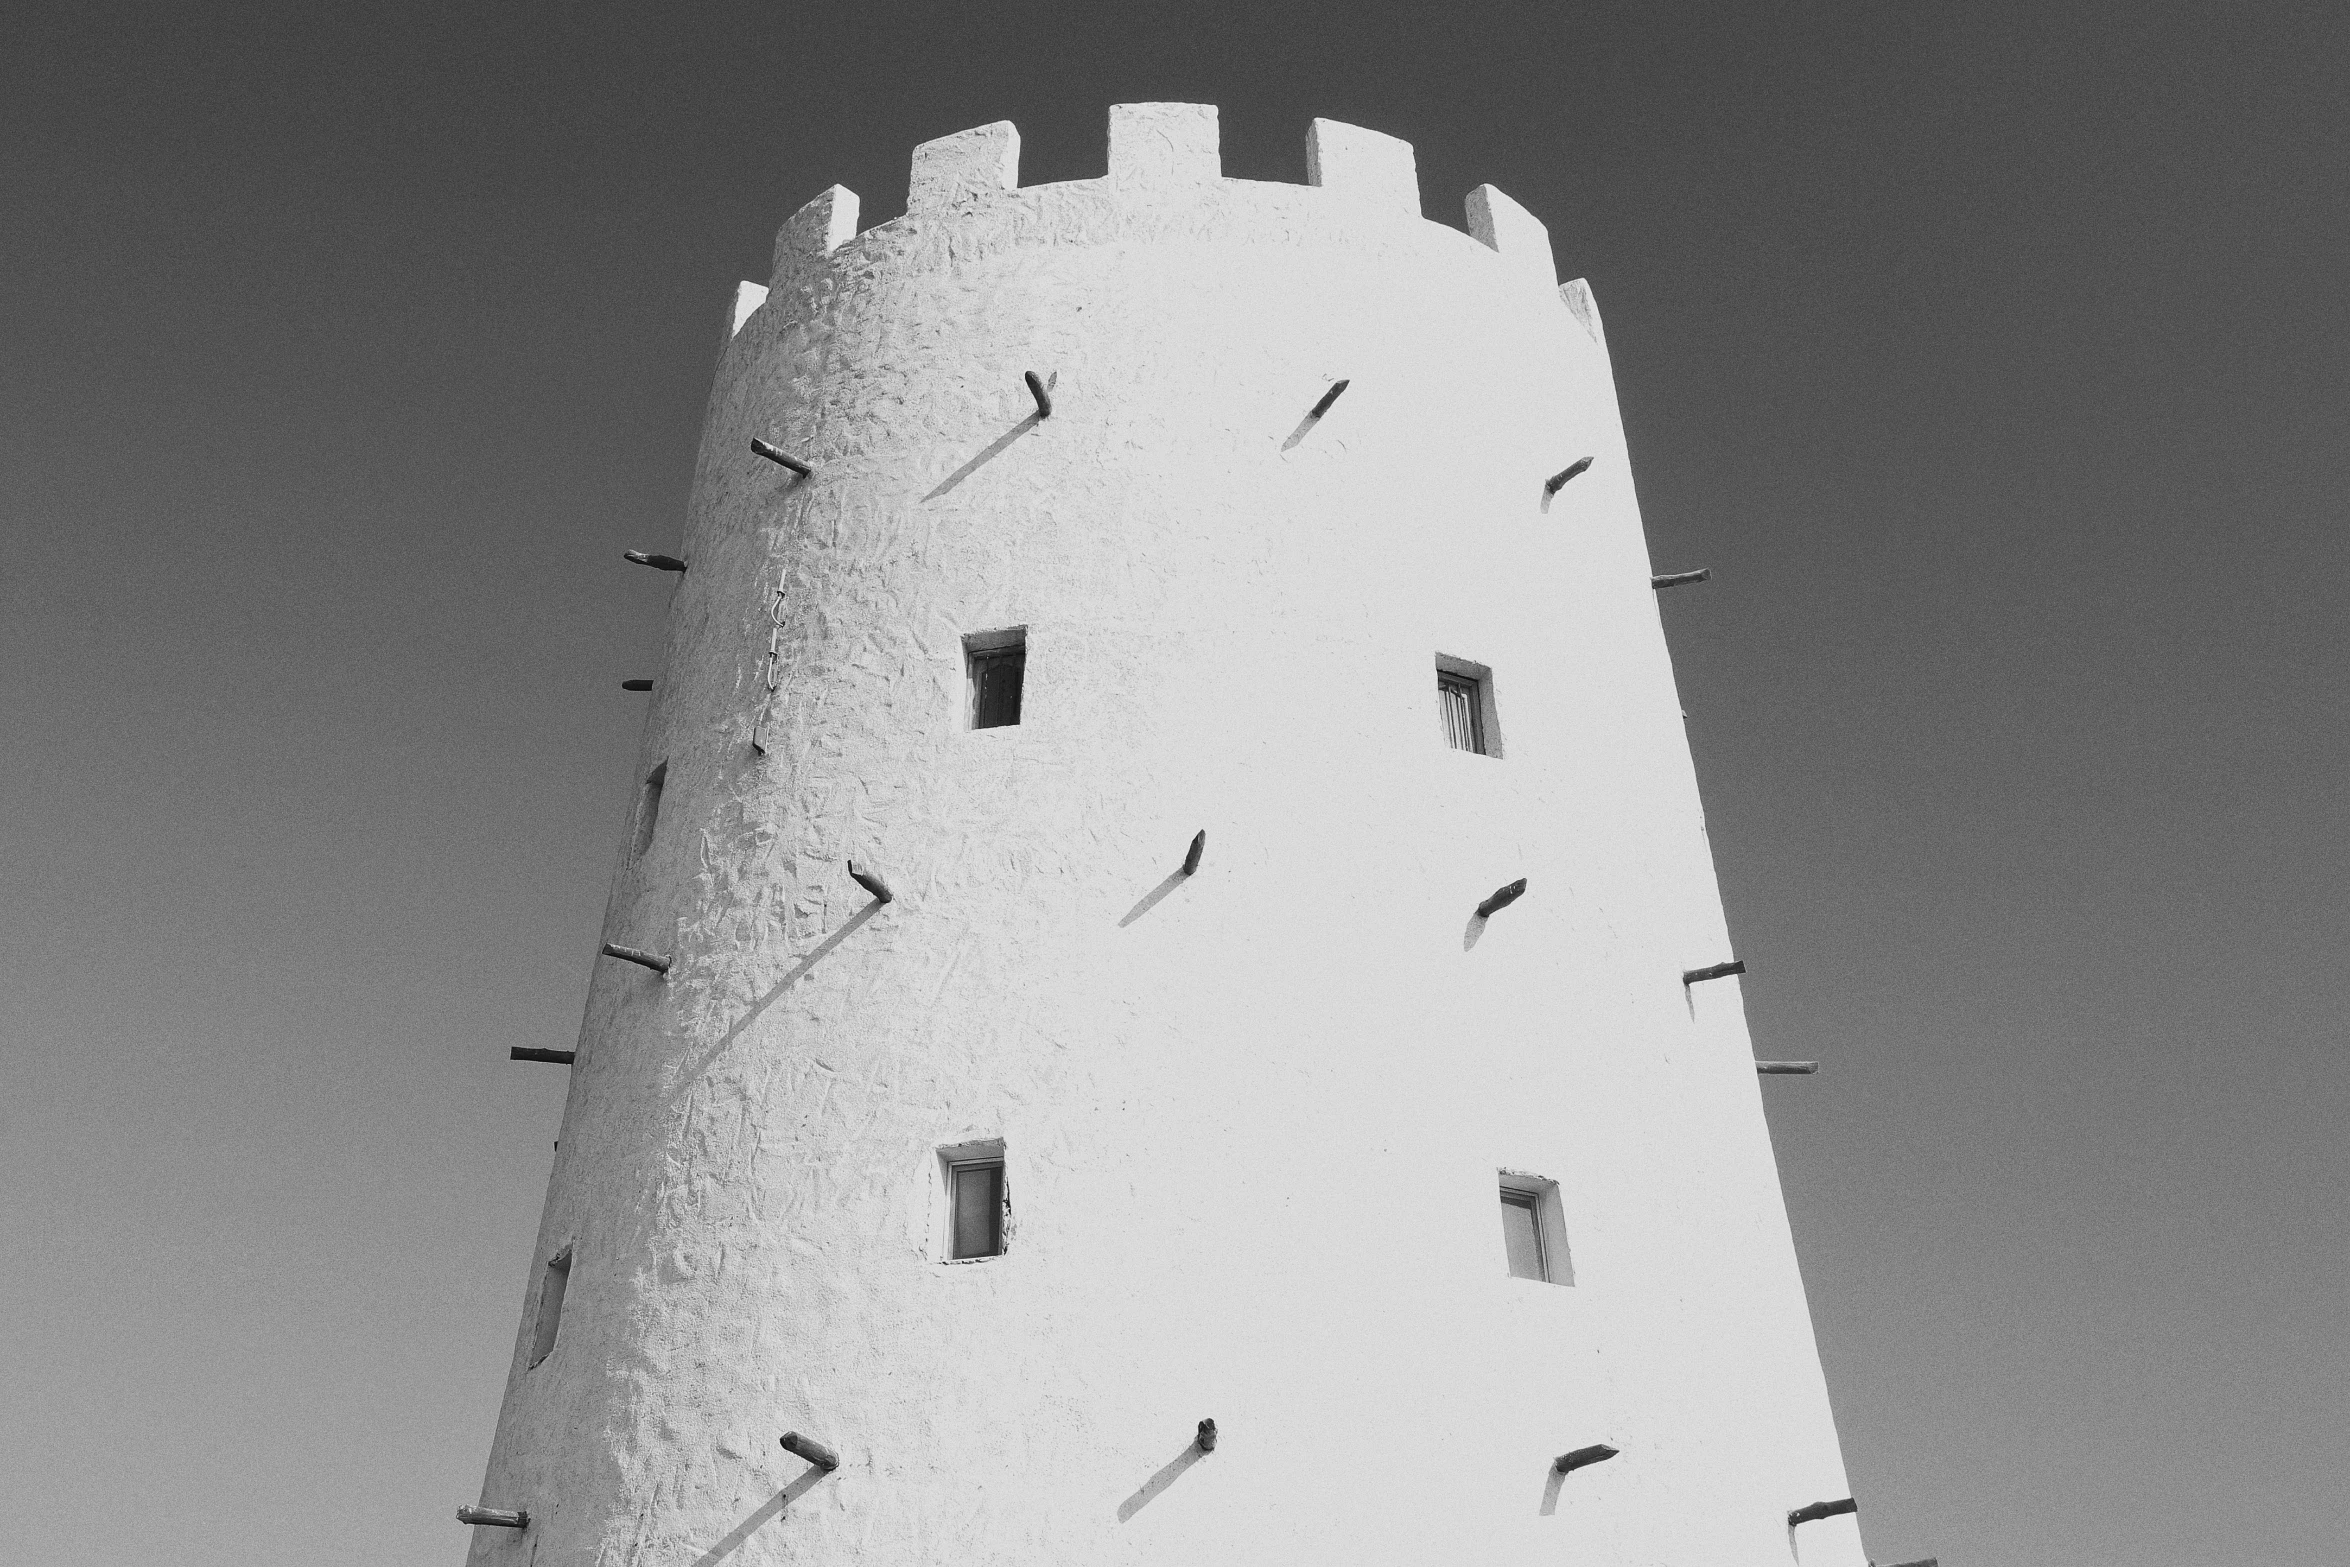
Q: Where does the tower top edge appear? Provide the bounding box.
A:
[758,105,1562,309]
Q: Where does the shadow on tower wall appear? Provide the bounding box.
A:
[1115,1440,1206,1522]
[923,413,1040,500]
[661,900,888,1107]
[685,1466,834,1566]
[1118,868,1192,928]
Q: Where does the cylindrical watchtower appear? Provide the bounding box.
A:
[464,103,1870,1567]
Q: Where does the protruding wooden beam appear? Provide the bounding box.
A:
[1788,1497,1858,1528]
[511,1047,576,1066]
[847,860,893,904]
[1476,878,1528,919]
[623,551,686,572]
[1544,456,1593,494]
[1757,1061,1818,1075]
[457,1505,529,1528]
[1181,830,1205,876]
[1683,959,1746,985]
[600,942,672,975]
[1552,1442,1618,1475]
[1025,370,1053,418]
[620,678,654,692]
[779,1431,840,1470]
[751,437,812,475]
[1195,1418,1218,1453]
[1307,379,1350,419]
[1653,568,1711,589]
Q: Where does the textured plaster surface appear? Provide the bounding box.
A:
[466,104,1868,1567]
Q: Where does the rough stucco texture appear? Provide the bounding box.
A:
[464,104,1871,1567]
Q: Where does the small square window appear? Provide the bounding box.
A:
[1436,655,1499,756]
[529,1246,572,1367]
[966,630,1027,730]
[940,1140,1008,1260]
[1498,1173,1571,1284]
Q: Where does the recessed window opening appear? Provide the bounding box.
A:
[529,1246,572,1367]
[940,1140,1008,1260]
[1436,655,1500,757]
[1499,1172,1572,1285]
[631,763,667,860]
[1500,1189,1545,1278]
[965,629,1027,730]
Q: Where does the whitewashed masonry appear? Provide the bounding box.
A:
[464,102,1872,1567]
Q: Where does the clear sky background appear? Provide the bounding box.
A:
[4,2,2343,1563]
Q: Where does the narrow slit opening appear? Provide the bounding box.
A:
[529,1246,572,1367]
[631,764,667,860]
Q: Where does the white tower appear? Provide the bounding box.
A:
[463,103,1871,1567]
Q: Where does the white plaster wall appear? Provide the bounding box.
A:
[465,105,1869,1567]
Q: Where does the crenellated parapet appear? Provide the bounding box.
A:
[749,103,1573,343]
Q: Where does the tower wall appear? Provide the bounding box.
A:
[466,105,1867,1567]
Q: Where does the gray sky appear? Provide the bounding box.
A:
[5,2,2343,1563]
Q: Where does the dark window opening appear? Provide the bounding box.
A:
[947,1155,1007,1259]
[967,632,1027,729]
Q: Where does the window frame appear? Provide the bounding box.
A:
[1499,1186,1547,1280]
[964,627,1028,731]
[937,1138,1009,1262]
[1435,654,1502,757]
[1497,1170,1572,1285]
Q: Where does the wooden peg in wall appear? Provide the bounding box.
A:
[1307,379,1350,419]
[600,942,672,975]
[751,438,812,475]
[1025,371,1053,418]
[1552,1443,1618,1475]
[457,1506,529,1528]
[1545,456,1593,494]
[1475,878,1528,919]
[780,1432,840,1470]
